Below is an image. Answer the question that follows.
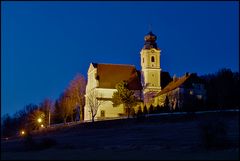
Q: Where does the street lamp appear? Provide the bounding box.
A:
[37,118,42,123]
[20,130,25,136]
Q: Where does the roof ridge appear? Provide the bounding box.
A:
[156,73,192,96]
[95,63,135,67]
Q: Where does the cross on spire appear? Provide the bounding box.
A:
[148,23,152,32]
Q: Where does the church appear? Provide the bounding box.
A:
[84,31,206,121]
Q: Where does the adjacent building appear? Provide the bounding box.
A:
[153,73,206,111]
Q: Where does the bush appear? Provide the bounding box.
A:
[148,105,154,114]
[136,107,145,121]
[143,106,148,115]
[23,133,37,150]
[153,105,161,113]
[23,134,57,151]
[199,119,228,149]
[136,106,143,116]
[38,137,57,150]
[130,108,136,118]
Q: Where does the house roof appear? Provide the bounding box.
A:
[156,73,192,96]
[92,63,142,90]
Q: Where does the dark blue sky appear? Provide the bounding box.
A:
[1,2,239,116]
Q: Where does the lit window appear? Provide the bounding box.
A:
[197,95,202,100]
[189,90,193,95]
[151,56,155,62]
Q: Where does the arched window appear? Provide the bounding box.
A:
[143,57,144,63]
[151,56,155,62]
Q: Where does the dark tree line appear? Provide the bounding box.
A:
[201,68,239,109]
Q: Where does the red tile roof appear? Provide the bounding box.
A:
[92,63,142,90]
[156,73,191,96]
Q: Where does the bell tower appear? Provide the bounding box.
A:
[140,31,161,94]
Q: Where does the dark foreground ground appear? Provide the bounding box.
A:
[1,111,239,160]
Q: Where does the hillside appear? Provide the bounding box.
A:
[1,111,239,160]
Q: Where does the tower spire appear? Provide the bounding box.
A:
[140,28,161,94]
[148,23,152,32]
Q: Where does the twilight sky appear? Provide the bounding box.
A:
[1,1,239,116]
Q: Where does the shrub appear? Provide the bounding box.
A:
[148,105,154,114]
[38,137,57,150]
[136,106,143,116]
[154,105,161,113]
[23,133,37,150]
[136,107,145,121]
[23,134,57,151]
[199,119,228,149]
[130,108,136,118]
[143,105,148,115]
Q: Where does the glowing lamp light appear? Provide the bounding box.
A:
[41,124,44,128]
[37,118,42,123]
[189,90,193,95]
[21,130,25,136]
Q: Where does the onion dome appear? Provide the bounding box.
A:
[143,31,159,50]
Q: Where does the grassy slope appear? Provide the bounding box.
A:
[1,111,239,160]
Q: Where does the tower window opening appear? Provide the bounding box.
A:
[151,56,155,62]
[101,110,105,117]
[143,58,144,63]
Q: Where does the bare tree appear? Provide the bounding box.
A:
[57,73,86,124]
[68,73,86,121]
[86,89,104,122]
[39,98,53,127]
[58,90,75,124]
[52,100,62,124]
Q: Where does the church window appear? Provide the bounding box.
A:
[143,58,144,63]
[189,90,193,95]
[100,110,105,117]
[197,95,202,100]
[151,56,155,62]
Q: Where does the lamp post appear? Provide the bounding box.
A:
[37,118,42,123]
[37,117,43,129]
[48,110,51,127]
